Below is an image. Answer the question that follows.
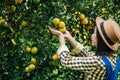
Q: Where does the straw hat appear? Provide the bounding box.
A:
[96,17,120,51]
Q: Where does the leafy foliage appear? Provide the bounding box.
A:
[0,0,120,80]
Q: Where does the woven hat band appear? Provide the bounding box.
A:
[100,22,114,45]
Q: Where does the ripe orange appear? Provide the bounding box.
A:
[15,0,23,4]
[0,19,6,25]
[30,58,37,64]
[81,18,88,25]
[52,18,60,27]
[0,16,3,20]
[31,47,38,54]
[59,21,65,28]
[88,20,92,25]
[59,27,66,33]
[83,35,87,40]
[101,8,106,13]
[25,67,31,73]
[21,20,27,27]
[26,46,31,53]
[75,12,81,16]
[52,54,59,61]
[28,64,36,70]
[79,14,85,20]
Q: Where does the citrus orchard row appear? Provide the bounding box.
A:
[0,0,120,80]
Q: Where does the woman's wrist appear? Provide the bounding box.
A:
[66,35,73,42]
[59,34,65,46]
[66,35,77,48]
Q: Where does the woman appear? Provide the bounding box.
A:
[49,17,120,80]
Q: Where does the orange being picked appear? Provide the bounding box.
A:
[52,18,60,27]
[79,13,85,20]
[81,18,88,25]
[31,47,38,54]
[58,21,65,28]
[75,12,81,16]
[59,27,66,33]
[30,57,37,64]
[52,53,59,61]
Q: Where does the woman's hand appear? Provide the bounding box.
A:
[49,27,65,46]
[49,27,77,48]
[49,27,62,36]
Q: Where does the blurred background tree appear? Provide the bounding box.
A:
[0,0,120,80]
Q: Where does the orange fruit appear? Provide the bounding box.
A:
[59,21,65,28]
[101,8,106,13]
[25,67,31,73]
[0,19,6,25]
[52,18,60,27]
[31,47,38,54]
[0,16,3,20]
[75,12,81,15]
[88,20,92,25]
[26,46,31,53]
[59,27,66,33]
[21,20,27,27]
[15,0,23,4]
[83,35,87,40]
[52,54,59,61]
[81,18,88,25]
[30,58,37,64]
[28,64,36,71]
[79,14,85,20]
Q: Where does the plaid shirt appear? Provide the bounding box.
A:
[57,42,117,80]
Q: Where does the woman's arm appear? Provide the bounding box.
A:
[49,27,95,56]
[57,49,99,72]
[64,30,77,49]
[49,27,65,46]
[64,30,95,56]
[49,27,98,72]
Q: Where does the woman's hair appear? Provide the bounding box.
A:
[96,28,114,56]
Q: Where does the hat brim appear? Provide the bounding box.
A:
[96,17,118,51]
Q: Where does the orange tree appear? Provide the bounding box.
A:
[0,0,120,80]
